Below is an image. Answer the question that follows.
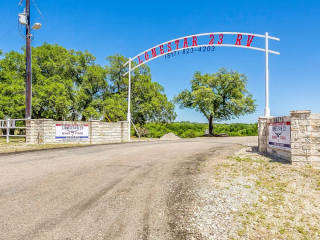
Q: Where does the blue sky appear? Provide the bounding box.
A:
[0,0,319,123]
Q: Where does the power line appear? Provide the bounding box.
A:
[31,0,53,33]
[0,25,17,41]
[0,1,24,25]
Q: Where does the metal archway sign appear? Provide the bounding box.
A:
[124,32,280,141]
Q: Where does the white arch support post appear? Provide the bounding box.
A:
[265,32,270,117]
[127,58,131,141]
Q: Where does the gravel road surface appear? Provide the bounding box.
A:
[0,137,256,240]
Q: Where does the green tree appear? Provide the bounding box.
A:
[0,45,176,124]
[0,50,26,119]
[31,44,108,121]
[174,68,257,135]
[31,44,74,120]
[104,54,176,124]
[0,43,108,120]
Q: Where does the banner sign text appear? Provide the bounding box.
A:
[268,122,291,151]
[56,124,89,140]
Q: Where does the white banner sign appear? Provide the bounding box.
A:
[268,122,291,151]
[56,124,89,140]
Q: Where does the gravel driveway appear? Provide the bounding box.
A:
[0,137,256,240]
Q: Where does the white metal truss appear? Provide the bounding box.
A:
[123,32,280,141]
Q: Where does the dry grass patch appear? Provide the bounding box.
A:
[0,141,90,154]
[213,147,320,239]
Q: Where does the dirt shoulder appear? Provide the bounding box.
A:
[0,142,93,154]
[0,136,156,154]
[168,142,243,239]
[179,143,320,239]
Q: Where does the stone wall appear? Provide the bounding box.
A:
[258,116,272,153]
[258,110,320,166]
[26,119,129,145]
[290,110,320,166]
[311,113,320,166]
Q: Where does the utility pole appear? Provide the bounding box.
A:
[25,0,32,119]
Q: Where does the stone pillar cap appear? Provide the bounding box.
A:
[290,110,311,114]
[29,119,53,121]
[258,116,274,119]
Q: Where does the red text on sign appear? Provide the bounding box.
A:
[151,48,157,57]
[145,52,149,60]
[159,45,165,54]
[192,36,198,46]
[175,40,180,49]
[218,34,223,44]
[183,38,188,48]
[246,35,255,47]
[167,42,172,52]
[209,34,214,45]
[235,34,242,45]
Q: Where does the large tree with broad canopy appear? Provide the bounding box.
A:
[174,68,257,135]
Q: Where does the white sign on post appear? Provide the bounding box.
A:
[268,122,291,150]
[56,124,89,140]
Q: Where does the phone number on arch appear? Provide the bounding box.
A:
[164,46,215,59]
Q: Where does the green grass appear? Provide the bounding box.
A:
[0,136,25,143]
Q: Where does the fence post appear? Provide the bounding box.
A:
[6,119,10,143]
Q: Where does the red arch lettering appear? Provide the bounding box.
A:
[218,34,223,44]
[246,35,255,47]
[192,36,198,46]
[183,38,188,48]
[235,34,242,45]
[209,34,214,45]
[175,40,180,50]
[167,42,172,52]
[145,52,149,60]
[151,48,157,57]
[159,45,165,54]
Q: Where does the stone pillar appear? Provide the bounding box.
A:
[26,119,54,144]
[118,121,129,142]
[310,113,320,166]
[290,110,312,166]
[258,116,273,153]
